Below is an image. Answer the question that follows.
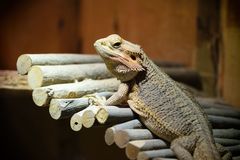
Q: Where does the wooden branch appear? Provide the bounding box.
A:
[114,129,155,148]
[96,106,136,124]
[27,63,113,88]
[197,97,236,110]
[214,138,240,146]
[125,137,240,160]
[49,92,113,120]
[70,109,85,131]
[208,115,240,129]
[233,156,240,160]
[162,67,202,90]
[49,98,89,120]
[152,158,177,160]
[204,108,240,118]
[0,70,30,90]
[226,145,240,157]
[70,106,99,131]
[82,106,101,128]
[137,149,175,160]
[32,78,120,107]
[16,54,103,75]
[213,129,240,139]
[125,139,169,160]
[105,119,143,145]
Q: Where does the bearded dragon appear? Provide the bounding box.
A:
[94,34,232,160]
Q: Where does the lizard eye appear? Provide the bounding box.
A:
[112,42,121,49]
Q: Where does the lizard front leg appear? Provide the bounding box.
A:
[105,83,129,106]
[216,143,232,160]
[170,134,198,160]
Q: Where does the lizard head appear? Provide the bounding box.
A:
[94,34,146,82]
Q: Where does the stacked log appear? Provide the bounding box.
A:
[16,53,240,160]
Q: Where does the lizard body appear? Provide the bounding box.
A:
[94,34,232,160]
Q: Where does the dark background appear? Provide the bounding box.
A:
[0,0,239,159]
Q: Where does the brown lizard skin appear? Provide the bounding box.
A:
[94,34,232,160]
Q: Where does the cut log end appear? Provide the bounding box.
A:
[125,142,141,160]
[96,107,109,124]
[49,101,61,120]
[16,54,32,75]
[70,113,83,131]
[28,66,44,89]
[82,110,96,128]
[32,88,50,107]
[137,149,175,160]
[104,128,115,146]
[114,130,130,148]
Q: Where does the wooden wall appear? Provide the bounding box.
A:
[0,0,197,70]
[219,0,240,107]
[0,0,79,69]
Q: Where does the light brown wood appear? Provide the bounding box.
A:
[70,108,89,132]
[96,106,136,124]
[137,149,175,160]
[0,70,30,90]
[82,106,101,128]
[105,119,143,146]
[70,111,84,131]
[49,92,113,120]
[49,98,89,120]
[126,139,169,160]
[32,78,120,107]
[27,63,112,88]
[152,158,177,160]
[220,0,240,107]
[16,54,103,75]
[114,129,155,148]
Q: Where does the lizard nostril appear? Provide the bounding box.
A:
[130,55,136,60]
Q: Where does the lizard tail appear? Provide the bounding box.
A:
[193,139,222,160]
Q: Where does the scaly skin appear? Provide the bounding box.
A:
[94,34,232,160]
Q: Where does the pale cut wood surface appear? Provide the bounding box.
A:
[0,70,30,90]
[105,119,143,146]
[27,63,112,88]
[96,106,136,124]
[32,78,120,107]
[17,54,103,75]
[114,129,155,148]
[49,92,113,120]
[126,139,169,160]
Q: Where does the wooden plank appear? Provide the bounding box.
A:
[78,0,197,66]
[220,0,240,107]
[0,0,79,70]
